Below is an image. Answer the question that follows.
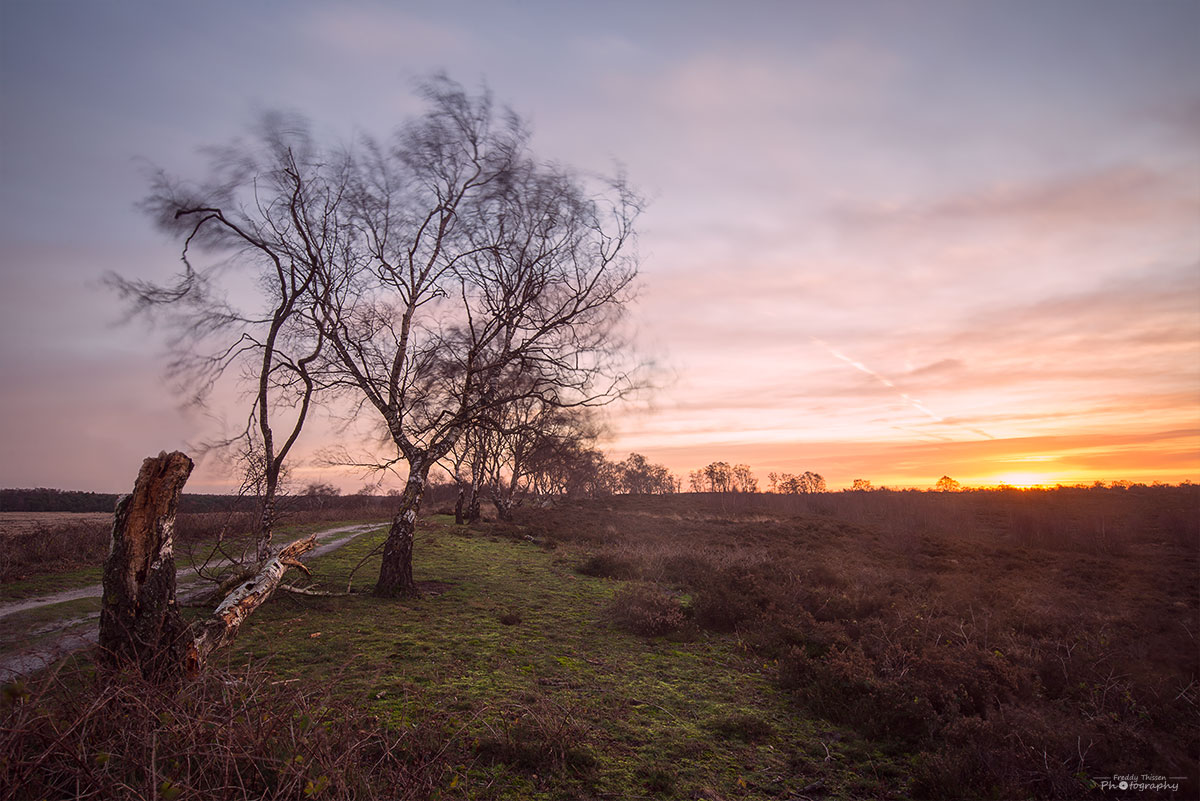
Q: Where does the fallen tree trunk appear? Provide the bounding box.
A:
[100,452,320,679]
[187,534,316,673]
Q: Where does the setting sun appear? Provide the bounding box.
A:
[986,471,1054,488]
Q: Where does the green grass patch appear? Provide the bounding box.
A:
[0,567,105,602]
[225,519,905,799]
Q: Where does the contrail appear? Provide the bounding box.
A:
[811,337,994,439]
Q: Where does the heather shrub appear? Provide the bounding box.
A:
[518,492,1200,800]
[691,577,760,632]
[0,661,447,801]
[779,645,941,745]
[654,551,717,587]
[706,712,774,743]
[475,698,595,776]
[607,582,685,636]
[575,550,638,579]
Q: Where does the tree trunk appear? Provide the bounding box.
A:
[255,484,276,564]
[466,477,481,523]
[493,492,513,522]
[375,465,426,597]
[99,451,194,680]
[454,480,466,525]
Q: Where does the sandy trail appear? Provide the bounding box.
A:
[0,523,382,680]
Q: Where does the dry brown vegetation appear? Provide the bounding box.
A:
[519,486,1199,799]
[0,506,395,583]
[0,659,449,800]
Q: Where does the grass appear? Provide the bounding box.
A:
[0,566,108,602]
[225,515,905,799]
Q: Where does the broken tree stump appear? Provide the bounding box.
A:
[98,450,194,679]
[99,451,325,680]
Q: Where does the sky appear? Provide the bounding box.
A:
[1,0,1198,493]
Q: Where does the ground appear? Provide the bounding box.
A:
[4,488,1197,800]
[225,516,906,800]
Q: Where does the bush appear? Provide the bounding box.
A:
[0,519,110,581]
[691,578,760,632]
[706,712,774,743]
[606,583,685,636]
[779,645,941,745]
[475,698,595,776]
[575,550,638,579]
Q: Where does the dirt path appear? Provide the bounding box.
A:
[0,523,382,681]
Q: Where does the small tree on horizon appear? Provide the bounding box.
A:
[935,475,961,492]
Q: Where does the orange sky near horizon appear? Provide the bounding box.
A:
[611,427,1200,491]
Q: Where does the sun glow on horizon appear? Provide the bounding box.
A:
[981,471,1055,488]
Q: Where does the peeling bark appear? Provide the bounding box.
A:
[188,534,316,674]
[99,451,194,679]
[375,468,426,597]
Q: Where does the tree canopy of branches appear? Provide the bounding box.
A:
[113,117,327,563]
[137,76,643,597]
[688,462,757,493]
[444,425,675,521]
[768,471,826,494]
[935,475,962,492]
[616,453,678,495]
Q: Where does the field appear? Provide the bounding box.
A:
[0,512,113,537]
[2,486,1197,800]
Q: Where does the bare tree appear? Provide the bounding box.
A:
[110,115,328,564]
[309,78,641,595]
[731,464,758,493]
[691,461,754,493]
[441,426,483,524]
[149,78,640,596]
[768,470,826,494]
[616,453,676,495]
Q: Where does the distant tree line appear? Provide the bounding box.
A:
[0,486,398,514]
[0,488,256,513]
[443,433,678,523]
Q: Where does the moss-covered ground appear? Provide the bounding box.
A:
[225,516,906,800]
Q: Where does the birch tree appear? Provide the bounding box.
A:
[314,77,641,594]
[122,77,641,598]
[112,114,329,564]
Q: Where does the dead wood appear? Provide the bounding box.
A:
[187,534,316,674]
[98,451,194,679]
[100,452,325,679]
